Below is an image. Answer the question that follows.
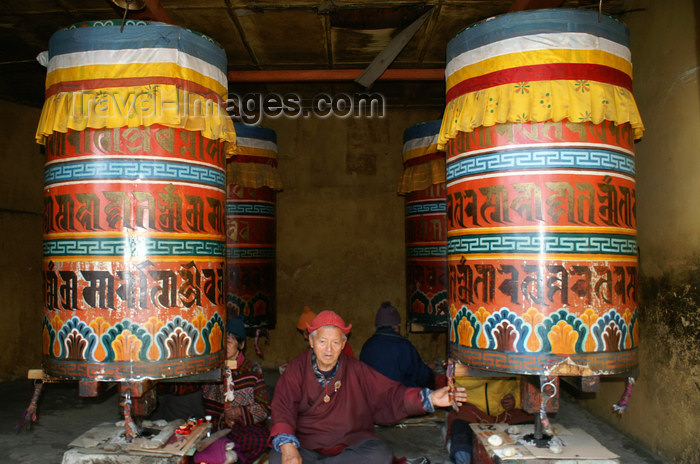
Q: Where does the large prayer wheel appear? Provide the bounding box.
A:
[37,21,235,381]
[439,9,645,376]
[400,121,449,331]
[226,124,281,330]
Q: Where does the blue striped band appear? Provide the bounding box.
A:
[403,120,442,144]
[226,203,276,217]
[448,232,637,256]
[44,237,225,257]
[446,148,635,182]
[45,159,226,189]
[49,23,226,72]
[447,9,629,63]
[407,246,448,258]
[233,123,277,144]
[226,248,276,259]
[406,201,447,216]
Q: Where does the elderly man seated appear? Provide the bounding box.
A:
[269,310,466,464]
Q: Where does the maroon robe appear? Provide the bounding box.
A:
[270,350,425,453]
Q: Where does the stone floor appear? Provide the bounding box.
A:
[0,373,669,464]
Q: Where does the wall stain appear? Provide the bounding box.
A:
[640,254,700,365]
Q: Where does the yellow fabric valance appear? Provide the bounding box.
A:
[438,80,643,149]
[399,120,445,194]
[226,125,282,190]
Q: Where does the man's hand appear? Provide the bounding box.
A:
[429,385,467,408]
[223,405,243,426]
[501,393,515,411]
[280,442,302,464]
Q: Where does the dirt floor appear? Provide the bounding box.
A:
[0,373,669,464]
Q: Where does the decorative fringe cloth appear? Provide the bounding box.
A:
[397,159,445,195]
[400,120,444,194]
[36,87,236,147]
[438,81,644,149]
[226,163,283,190]
[224,125,282,190]
[35,22,236,147]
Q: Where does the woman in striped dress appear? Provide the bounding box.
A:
[202,315,271,464]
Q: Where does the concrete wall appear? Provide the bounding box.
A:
[573,1,700,462]
[0,100,44,379]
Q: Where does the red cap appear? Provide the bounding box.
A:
[306,310,352,335]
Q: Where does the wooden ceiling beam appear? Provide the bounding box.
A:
[227,68,444,82]
[509,0,564,12]
[353,8,434,88]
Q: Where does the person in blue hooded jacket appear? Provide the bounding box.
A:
[360,301,435,389]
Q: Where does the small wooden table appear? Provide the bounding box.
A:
[62,421,208,464]
[471,423,620,464]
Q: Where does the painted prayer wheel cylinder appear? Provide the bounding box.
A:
[443,10,642,375]
[226,124,278,330]
[40,22,232,381]
[402,121,449,330]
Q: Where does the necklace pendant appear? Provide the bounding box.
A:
[323,394,330,403]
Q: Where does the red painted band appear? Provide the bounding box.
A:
[446,63,633,102]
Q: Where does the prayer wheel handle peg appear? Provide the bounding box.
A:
[112,0,146,9]
[540,377,558,404]
[111,0,146,32]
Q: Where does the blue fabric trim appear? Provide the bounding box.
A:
[453,450,472,464]
[272,433,299,452]
[420,388,434,413]
[233,123,277,144]
[403,120,442,144]
[447,9,630,63]
[48,24,226,71]
[445,148,636,180]
[44,158,226,188]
